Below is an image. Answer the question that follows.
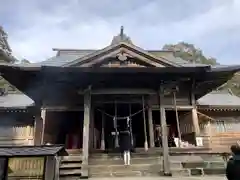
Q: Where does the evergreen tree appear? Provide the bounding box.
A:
[163,42,240,96]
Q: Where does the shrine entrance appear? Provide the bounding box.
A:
[43,111,83,149]
[94,101,146,152]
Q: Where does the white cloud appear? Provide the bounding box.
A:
[1,0,240,64]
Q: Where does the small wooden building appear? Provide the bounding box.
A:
[197,90,240,151]
[0,27,240,175]
[0,145,67,180]
[0,93,35,146]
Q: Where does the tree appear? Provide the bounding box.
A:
[163,42,240,96]
[20,59,30,64]
[0,26,19,93]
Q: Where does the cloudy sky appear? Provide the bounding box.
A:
[1,0,240,64]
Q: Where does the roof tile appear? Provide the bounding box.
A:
[0,145,67,156]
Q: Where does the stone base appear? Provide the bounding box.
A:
[88,151,227,178]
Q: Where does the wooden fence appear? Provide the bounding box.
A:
[0,125,34,146]
[8,157,45,180]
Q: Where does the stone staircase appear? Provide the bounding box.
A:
[88,148,228,178]
[59,151,83,180]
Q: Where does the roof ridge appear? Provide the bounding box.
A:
[52,48,96,51]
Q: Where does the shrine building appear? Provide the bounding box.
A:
[1,27,240,177]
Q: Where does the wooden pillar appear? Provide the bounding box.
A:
[41,109,47,144]
[114,101,119,148]
[191,78,200,140]
[142,96,148,151]
[81,88,91,178]
[159,87,171,176]
[44,156,55,180]
[34,108,46,145]
[192,108,200,136]
[147,98,155,148]
[89,107,94,150]
[100,112,105,150]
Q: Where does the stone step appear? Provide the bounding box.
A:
[89,164,162,173]
[90,158,226,169]
[61,155,82,163]
[60,154,83,178]
[59,168,82,176]
[89,156,162,165]
[88,153,226,178]
[60,162,82,169]
[89,164,160,177]
[89,165,226,177]
[60,177,80,180]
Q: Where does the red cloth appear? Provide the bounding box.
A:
[66,134,80,149]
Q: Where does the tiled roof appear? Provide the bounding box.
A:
[35,55,82,67]
[197,90,240,106]
[0,145,68,156]
[0,93,34,108]
[35,48,202,67]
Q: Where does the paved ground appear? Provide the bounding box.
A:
[90,176,226,180]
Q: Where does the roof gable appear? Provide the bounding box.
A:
[63,42,181,67]
[197,90,240,107]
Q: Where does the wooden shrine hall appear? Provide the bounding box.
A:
[0,27,240,176]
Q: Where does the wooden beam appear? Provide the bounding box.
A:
[42,106,83,111]
[93,100,142,104]
[152,105,194,110]
[159,86,171,176]
[78,88,157,95]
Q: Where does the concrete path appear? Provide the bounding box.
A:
[89,176,226,180]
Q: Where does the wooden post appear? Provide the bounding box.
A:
[34,108,45,145]
[44,156,55,180]
[142,96,148,151]
[159,86,171,176]
[192,108,200,135]
[114,101,119,148]
[173,91,182,147]
[89,107,95,150]
[81,87,91,178]
[191,78,200,142]
[147,98,155,148]
[41,109,47,144]
[100,112,105,150]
